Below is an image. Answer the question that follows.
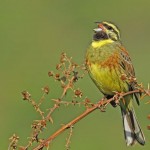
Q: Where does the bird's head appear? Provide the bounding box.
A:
[93,21,121,41]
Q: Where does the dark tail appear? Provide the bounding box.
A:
[121,108,145,146]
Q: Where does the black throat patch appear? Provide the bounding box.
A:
[93,31,108,41]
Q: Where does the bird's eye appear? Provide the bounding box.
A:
[103,23,114,31]
[107,26,113,30]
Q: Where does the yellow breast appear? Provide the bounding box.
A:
[89,63,128,95]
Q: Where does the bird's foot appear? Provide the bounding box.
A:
[113,92,124,105]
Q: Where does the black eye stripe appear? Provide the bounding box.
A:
[103,23,113,30]
[102,23,119,40]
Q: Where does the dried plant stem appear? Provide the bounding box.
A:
[65,125,73,150]
[33,104,98,150]
[61,76,75,99]
[33,89,142,150]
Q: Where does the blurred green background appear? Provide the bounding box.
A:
[1,0,150,149]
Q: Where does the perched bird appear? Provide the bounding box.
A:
[85,21,145,146]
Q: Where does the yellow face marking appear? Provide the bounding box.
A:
[92,39,114,48]
[103,22,120,39]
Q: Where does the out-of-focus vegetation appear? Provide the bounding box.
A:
[1,0,150,149]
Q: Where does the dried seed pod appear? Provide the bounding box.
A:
[74,89,83,98]
[41,120,47,127]
[60,52,66,63]
[42,86,49,94]
[55,73,60,80]
[56,64,62,70]
[72,63,78,68]
[19,146,26,150]
[147,125,150,130]
[73,71,78,82]
[22,91,31,100]
[48,71,54,77]
[147,115,150,120]
[84,98,91,103]
[60,76,66,82]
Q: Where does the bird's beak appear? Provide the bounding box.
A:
[93,28,102,32]
[93,23,104,32]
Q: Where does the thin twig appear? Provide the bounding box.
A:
[65,125,73,150]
